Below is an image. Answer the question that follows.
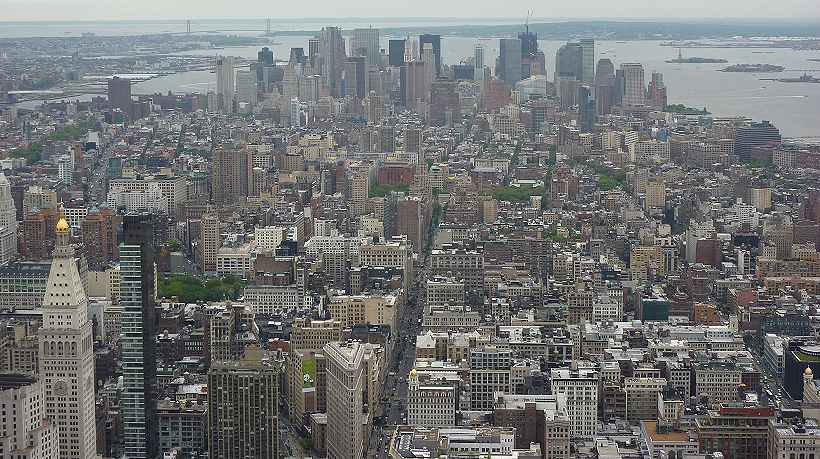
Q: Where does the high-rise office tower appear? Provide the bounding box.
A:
[350,27,380,68]
[211,146,250,204]
[344,56,367,99]
[289,47,306,65]
[647,72,667,108]
[236,69,258,106]
[208,346,280,459]
[257,47,274,66]
[308,38,320,69]
[0,173,17,265]
[595,58,616,116]
[736,121,782,160]
[519,29,538,58]
[419,34,442,76]
[474,45,485,81]
[579,39,595,83]
[319,27,346,97]
[200,212,221,274]
[388,39,406,67]
[498,38,522,87]
[430,80,460,127]
[107,76,132,118]
[519,28,541,80]
[0,375,57,457]
[324,341,367,459]
[216,55,235,113]
[404,61,427,110]
[120,213,159,458]
[621,63,646,106]
[81,207,120,270]
[39,212,97,458]
[614,69,626,105]
[422,43,435,92]
[555,42,583,82]
[577,85,595,133]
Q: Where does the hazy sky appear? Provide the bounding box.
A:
[2,0,819,22]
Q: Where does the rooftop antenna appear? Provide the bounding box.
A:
[265,18,271,36]
[525,10,532,34]
[186,19,191,34]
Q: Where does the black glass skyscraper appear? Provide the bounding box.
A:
[389,39,406,67]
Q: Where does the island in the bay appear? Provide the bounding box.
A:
[721,63,786,72]
[665,49,727,64]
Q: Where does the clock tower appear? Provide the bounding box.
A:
[38,211,97,458]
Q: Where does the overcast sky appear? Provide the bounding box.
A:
[1,0,819,21]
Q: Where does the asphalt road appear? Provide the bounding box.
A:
[371,258,430,458]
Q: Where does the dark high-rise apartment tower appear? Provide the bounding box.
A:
[595,58,616,116]
[577,85,595,133]
[344,56,367,98]
[319,27,346,97]
[389,39,406,67]
[419,34,442,76]
[120,213,158,459]
[498,38,522,87]
[579,39,595,83]
[735,121,782,160]
[258,46,274,66]
[107,76,132,118]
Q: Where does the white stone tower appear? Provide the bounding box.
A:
[38,210,97,458]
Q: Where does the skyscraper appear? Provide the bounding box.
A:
[39,212,97,458]
[736,121,782,160]
[498,38,522,87]
[216,55,235,113]
[419,34,442,76]
[474,45,485,81]
[257,47,274,66]
[350,27,380,68]
[621,63,646,106]
[200,212,221,274]
[0,173,17,265]
[647,72,667,108]
[555,42,583,82]
[120,213,159,458]
[422,43,435,93]
[319,27,346,97]
[577,85,595,133]
[595,59,616,116]
[236,69,258,106]
[389,39,406,67]
[308,38,320,69]
[211,146,250,204]
[579,39,595,83]
[324,341,367,459]
[344,56,367,99]
[208,346,281,459]
[404,61,427,110]
[107,76,132,118]
[81,207,120,270]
